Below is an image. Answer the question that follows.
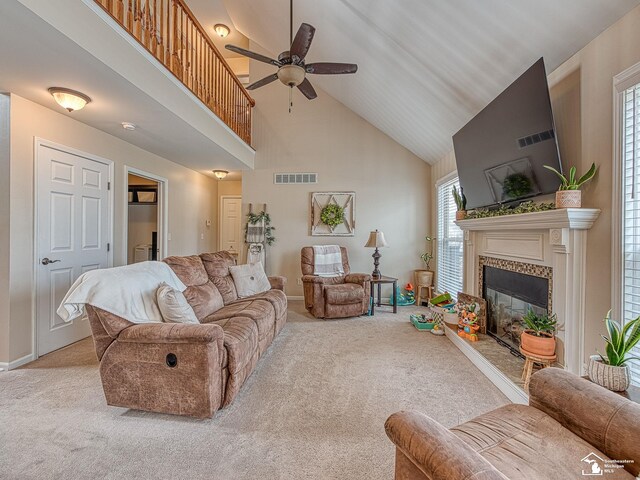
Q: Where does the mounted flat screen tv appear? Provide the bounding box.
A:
[452,58,562,210]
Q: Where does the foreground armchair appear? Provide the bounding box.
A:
[300,246,371,319]
[385,368,640,479]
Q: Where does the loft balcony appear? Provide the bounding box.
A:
[94,0,254,145]
[2,0,255,172]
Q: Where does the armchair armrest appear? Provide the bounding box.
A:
[385,411,508,480]
[268,275,287,291]
[344,273,371,285]
[529,368,640,476]
[301,274,326,284]
[118,323,224,345]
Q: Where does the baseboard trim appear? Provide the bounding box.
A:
[287,295,304,301]
[0,353,35,372]
[445,327,528,404]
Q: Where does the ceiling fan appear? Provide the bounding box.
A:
[225,0,357,101]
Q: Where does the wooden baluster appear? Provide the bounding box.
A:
[126,0,133,30]
[171,0,179,78]
[115,0,124,22]
[151,0,158,56]
[164,0,169,62]
[133,0,140,40]
[188,15,193,90]
[143,0,150,48]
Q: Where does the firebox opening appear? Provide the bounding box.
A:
[482,265,549,356]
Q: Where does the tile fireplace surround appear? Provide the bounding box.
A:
[453,208,600,402]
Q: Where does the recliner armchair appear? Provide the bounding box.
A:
[301,246,371,319]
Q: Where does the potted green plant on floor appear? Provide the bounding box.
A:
[543,163,597,208]
[452,186,467,220]
[415,235,435,287]
[520,309,557,356]
[587,311,640,392]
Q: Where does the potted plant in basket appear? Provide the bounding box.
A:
[452,186,467,220]
[415,235,435,287]
[520,309,557,356]
[587,311,640,392]
[543,163,597,208]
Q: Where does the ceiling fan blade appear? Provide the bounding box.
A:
[305,63,358,75]
[247,74,279,90]
[290,23,315,63]
[225,45,281,66]
[297,78,317,100]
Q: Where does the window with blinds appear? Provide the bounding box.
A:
[436,176,464,298]
[622,82,640,386]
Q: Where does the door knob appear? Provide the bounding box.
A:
[41,258,61,265]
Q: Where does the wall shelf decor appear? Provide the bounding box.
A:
[310,191,355,236]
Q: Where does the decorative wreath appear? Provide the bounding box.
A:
[320,204,345,228]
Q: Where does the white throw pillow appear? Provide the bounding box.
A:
[156,282,199,324]
[229,262,271,298]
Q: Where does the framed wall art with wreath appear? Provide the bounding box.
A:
[310,192,355,236]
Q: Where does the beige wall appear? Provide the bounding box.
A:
[555,5,640,362]
[429,4,640,367]
[0,94,10,365]
[243,50,431,297]
[218,180,242,198]
[3,94,219,363]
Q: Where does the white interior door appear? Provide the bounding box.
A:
[220,196,242,257]
[36,143,110,356]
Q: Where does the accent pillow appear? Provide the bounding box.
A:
[229,262,271,298]
[156,282,199,324]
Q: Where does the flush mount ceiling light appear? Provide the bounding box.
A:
[121,122,136,131]
[214,24,230,38]
[213,170,229,179]
[48,87,91,112]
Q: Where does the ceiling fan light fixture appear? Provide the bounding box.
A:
[214,24,230,38]
[213,169,229,180]
[277,65,305,87]
[48,87,91,112]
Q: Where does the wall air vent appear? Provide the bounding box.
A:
[274,173,318,184]
[517,129,555,149]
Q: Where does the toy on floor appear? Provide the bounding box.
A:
[457,302,481,341]
[410,312,435,330]
[390,285,415,306]
[430,315,445,336]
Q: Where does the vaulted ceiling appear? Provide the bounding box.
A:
[199,0,640,164]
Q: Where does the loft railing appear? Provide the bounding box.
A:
[95,0,255,145]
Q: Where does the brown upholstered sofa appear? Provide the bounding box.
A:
[385,368,640,480]
[301,246,371,318]
[86,251,287,418]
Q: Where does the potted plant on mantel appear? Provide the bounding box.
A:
[415,235,435,287]
[520,309,558,357]
[587,311,640,392]
[452,186,467,220]
[543,163,597,208]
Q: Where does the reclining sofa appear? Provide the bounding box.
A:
[86,251,287,418]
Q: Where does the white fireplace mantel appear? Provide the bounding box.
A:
[456,208,601,231]
[451,208,600,401]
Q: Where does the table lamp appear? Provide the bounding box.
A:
[364,230,388,279]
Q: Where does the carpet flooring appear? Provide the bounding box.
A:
[0,301,508,480]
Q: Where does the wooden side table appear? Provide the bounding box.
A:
[370,276,397,314]
[520,347,556,391]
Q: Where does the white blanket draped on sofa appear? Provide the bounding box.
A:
[57,261,186,324]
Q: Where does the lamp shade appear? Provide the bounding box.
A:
[364,230,388,248]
